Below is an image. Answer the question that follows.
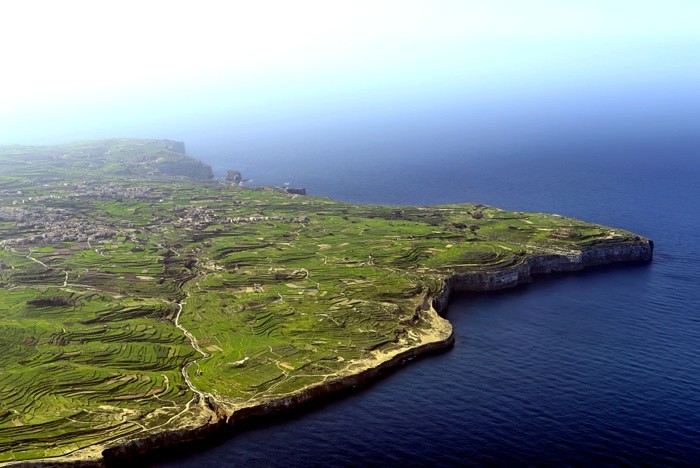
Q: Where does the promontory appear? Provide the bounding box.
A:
[0,139,652,465]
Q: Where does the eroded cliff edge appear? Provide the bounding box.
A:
[434,238,653,305]
[92,238,653,466]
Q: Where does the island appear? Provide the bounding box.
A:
[0,139,652,465]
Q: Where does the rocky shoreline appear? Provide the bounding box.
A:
[15,238,653,467]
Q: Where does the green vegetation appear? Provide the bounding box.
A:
[0,139,648,464]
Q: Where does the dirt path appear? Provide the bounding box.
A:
[173,298,215,404]
[25,249,49,269]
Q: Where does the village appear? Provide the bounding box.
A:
[0,205,121,247]
[0,179,310,248]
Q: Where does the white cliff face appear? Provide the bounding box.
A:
[578,241,653,266]
[432,239,653,310]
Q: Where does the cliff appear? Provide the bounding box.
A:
[155,155,213,180]
[435,239,652,302]
[161,140,187,154]
[101,316,455,464]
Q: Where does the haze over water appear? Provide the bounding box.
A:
[3,1,700,465]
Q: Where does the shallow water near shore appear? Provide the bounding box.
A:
[150,125,700,466]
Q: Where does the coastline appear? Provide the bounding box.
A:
[9,237,653,467]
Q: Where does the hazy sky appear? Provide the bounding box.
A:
[1,1,698,144]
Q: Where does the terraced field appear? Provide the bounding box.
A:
[0,140,651,464]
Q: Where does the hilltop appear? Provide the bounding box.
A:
[0,139,213,182]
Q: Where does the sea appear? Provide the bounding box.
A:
[140,88,700,467]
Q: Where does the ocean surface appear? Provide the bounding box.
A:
[137,79,700,466]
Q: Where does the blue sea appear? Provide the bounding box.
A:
[144,90,700,466]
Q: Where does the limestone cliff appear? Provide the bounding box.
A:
[161,140,187,154]
[155,155,213,180]
[433,239,653,310]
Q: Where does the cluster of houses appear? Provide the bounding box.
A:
[172,205,218,230]
[65,183,157,200]
[0,179,312,248]
[1,182,158,206]
[0,206,121,247]
[172,204,310,230]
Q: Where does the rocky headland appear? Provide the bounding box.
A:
[0,139,653,466]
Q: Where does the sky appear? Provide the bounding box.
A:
[0,1,698,145]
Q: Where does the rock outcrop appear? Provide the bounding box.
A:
[225,170,243,184]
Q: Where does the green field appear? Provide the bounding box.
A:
[0,139,650,464]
